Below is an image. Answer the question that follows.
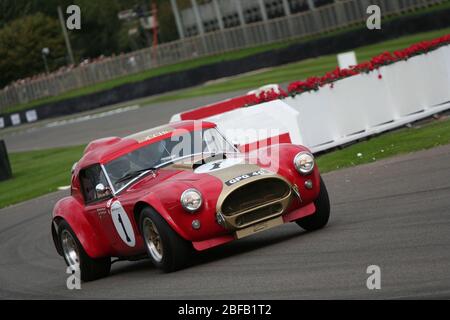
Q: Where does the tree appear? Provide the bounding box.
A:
[70,0,121,59]
[0,0,183,59]
[157,0,179,43]
[0,0,70,28]
[0,13,66,87]
[0,0,187,87]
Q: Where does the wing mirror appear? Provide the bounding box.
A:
[71,162,78,175]
[95,183,112,197]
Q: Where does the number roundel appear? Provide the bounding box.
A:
[194,158,243,174]
[110,201,136,247]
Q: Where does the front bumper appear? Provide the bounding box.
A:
[192,202,316,251]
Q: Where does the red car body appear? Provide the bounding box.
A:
[52,121,328,277]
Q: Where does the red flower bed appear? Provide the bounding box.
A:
[288,34,450,96]
[247,87,288,106]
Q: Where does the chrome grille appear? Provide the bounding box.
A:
[220,178,291,228]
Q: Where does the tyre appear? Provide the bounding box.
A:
[58,220,111,282]
[139,207,191,272]
[296,176,330,231]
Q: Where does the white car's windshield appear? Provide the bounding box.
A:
[104,128,237,191]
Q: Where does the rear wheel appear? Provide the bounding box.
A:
[139,207,191,272]
[296,176,330,231]
[58,220,111,282]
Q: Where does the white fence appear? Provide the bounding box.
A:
[0,0,444,113]
[192,45,450,153]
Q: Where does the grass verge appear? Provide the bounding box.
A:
[0,145,85,209]
[316,117,450,173]
[1,117,449,209]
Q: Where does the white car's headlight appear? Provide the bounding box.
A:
[181,189,203,213]
[294,152,315,175]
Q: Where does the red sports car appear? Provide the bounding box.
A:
[52,121,330,281]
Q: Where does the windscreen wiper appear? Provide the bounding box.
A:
[116,167,158,184]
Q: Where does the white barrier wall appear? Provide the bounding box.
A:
[199,45,450,153]
[207,100,303,146]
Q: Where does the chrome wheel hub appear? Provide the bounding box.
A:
[61,230,80,268]
[142,218,163,263]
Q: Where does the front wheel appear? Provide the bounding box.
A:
[139,207,191,272]
[58,220,111,282]
[296,176,330,231]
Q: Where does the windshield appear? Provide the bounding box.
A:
[104,128,237,191]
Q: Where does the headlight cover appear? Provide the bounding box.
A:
[294,152,315,175]
[181,189,203,213]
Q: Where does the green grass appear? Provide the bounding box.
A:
[0,145,85,208]
[1,117,449,209]
[5,1,450,113]
[316,118,450,173]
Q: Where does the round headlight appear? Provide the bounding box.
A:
[181,189,203,213]
[294,152,315,175]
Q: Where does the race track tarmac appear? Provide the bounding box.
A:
[1,144,449,299]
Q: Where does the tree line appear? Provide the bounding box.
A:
[0,0,192,88]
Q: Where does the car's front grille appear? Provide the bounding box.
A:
[236,203,283,227]
[221,178,290,216]
[220,178,291,228]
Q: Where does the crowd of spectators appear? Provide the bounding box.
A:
[1,53,127,91]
